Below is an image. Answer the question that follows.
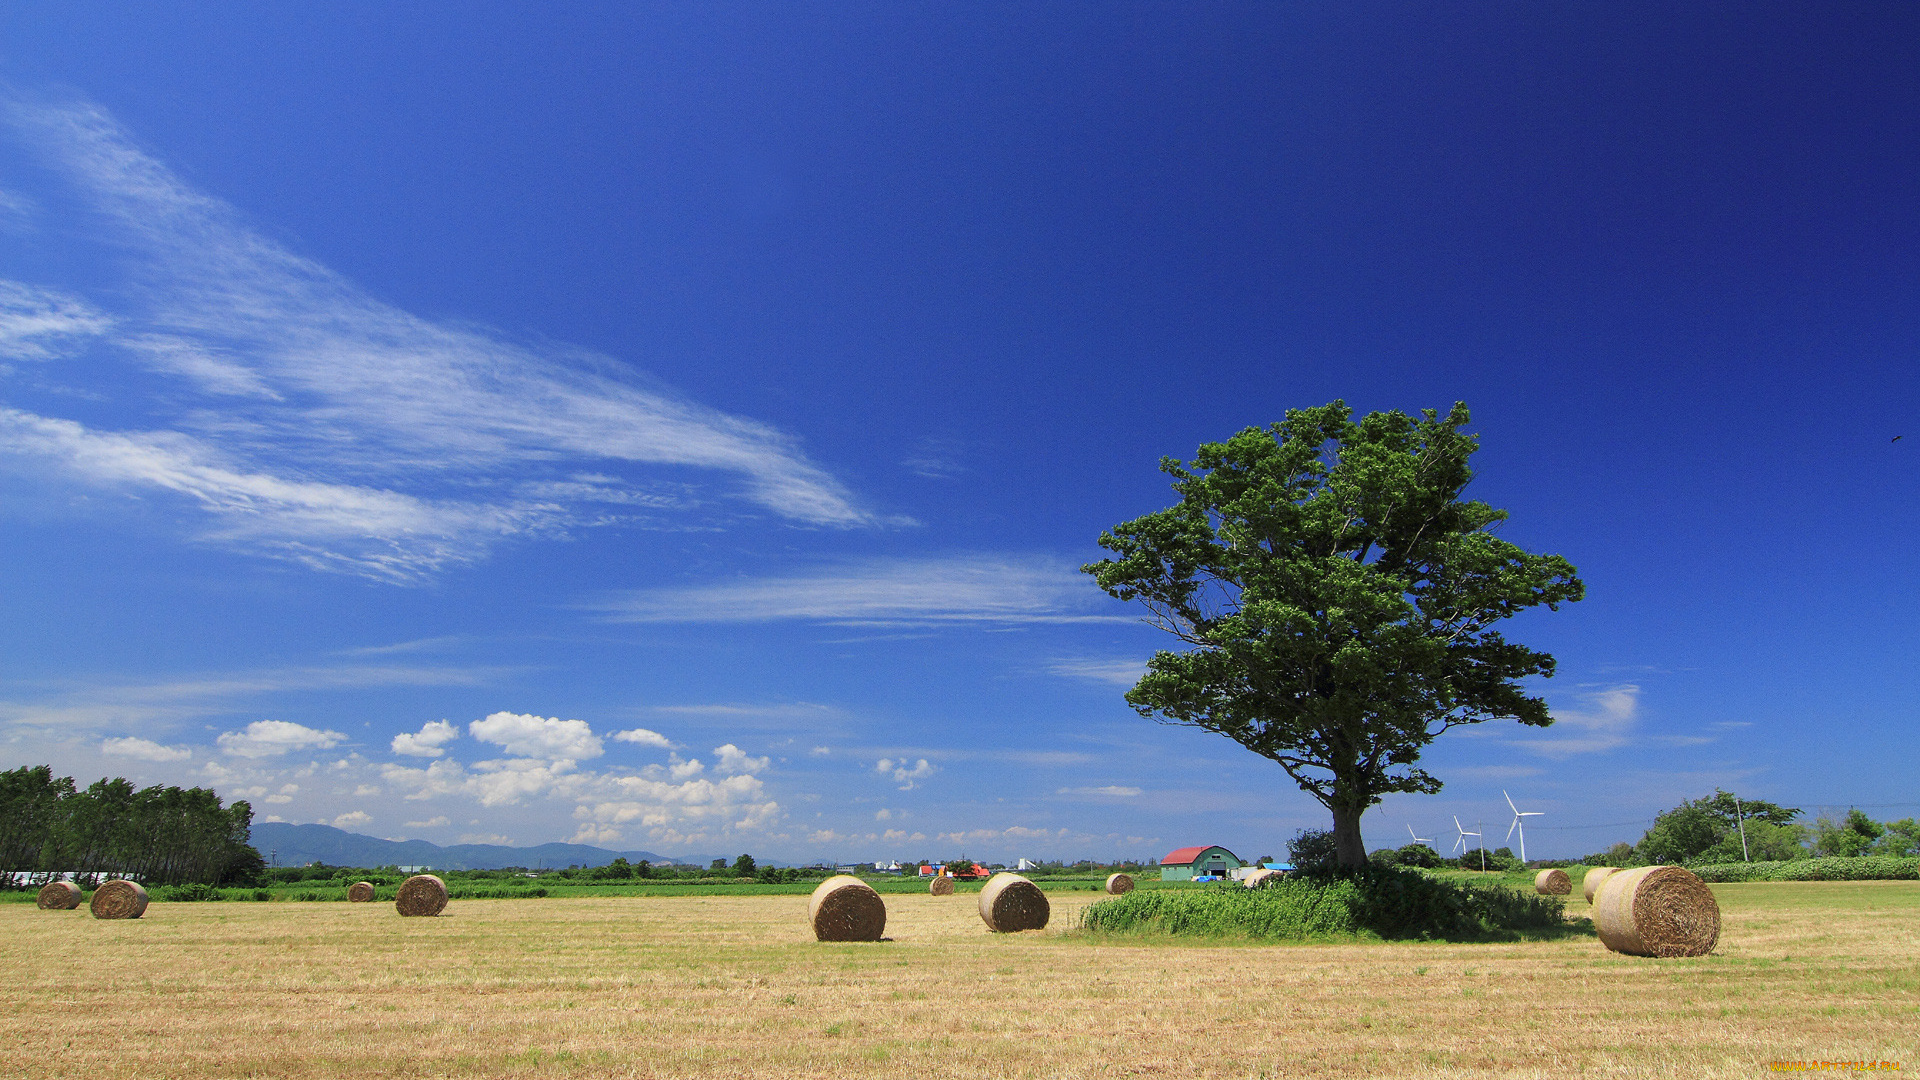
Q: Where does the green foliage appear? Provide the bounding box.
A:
[1637,790,1804,865]
[733,854,757,875]
[1691,820,1810,864]
[591,857,635,881]
[1081,877,1359,939]
[1083,401,1583,866]
[1873,819,1920,858]
[1081,867,1566,941]
[1370,843,1442,869]
[0,765,263,888]
[1287,829,1339,874]
[1811,811,1885,858]
[1688,856,1918,883]
[1460,847,1518,872]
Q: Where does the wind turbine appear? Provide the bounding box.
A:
[1504,790,1544,864]
[1407,824,1435,847]
[1452,816,1483,870]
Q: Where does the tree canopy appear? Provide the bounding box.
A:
[0,765,262,887]
[1636,789,1804,864]
[1084,401,1583,867]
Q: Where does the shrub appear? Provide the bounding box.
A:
[1287,829,1339,874]
[1080,867,1565,941]
[158,882,223,902]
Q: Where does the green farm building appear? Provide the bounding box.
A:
[1159,845,1242,881]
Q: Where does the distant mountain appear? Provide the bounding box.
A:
[250,822,719,871]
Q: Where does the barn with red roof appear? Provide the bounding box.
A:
[1159,844,1242,882]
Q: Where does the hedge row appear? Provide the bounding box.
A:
[1689,856,1919,882]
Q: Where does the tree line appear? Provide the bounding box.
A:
[0,765,265,887]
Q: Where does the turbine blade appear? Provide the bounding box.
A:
[1506,817,1519,841]
[1504,790,1519,815]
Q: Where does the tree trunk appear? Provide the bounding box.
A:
[1331,803,1368,868]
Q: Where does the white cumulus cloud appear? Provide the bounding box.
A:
[468,711,602,762]
[611,727,673,749]
[333,810,372,828]
[876,757,935,790]
[713,744,769,775]
[216,720,344,758]
[100,736,192,762]
[391,719,460,758]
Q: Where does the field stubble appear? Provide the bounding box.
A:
[1,882,1914,1078]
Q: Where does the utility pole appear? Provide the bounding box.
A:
[1478,820,1487,872]
[1733,794,1750,863]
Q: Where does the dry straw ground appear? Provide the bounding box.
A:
[2,882,1914,1078]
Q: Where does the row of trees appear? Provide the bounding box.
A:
[0,765,264,887]
[1352,791,1919,870]
[1568,791,1919,867]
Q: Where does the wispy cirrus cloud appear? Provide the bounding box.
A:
[0,95,874,582]
[595,554,1125,626]
[1047,657,1147,686]
[0,280,110,363]
[0,662,499,736]
[1509,684,1642,759]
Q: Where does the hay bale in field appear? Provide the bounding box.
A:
[1241,868,1281,889]
[809,875,886,941]
[394,874,448,917]
[37,881,83,910]
[89,880,148,920]
[1105,873,1134,895]
[978,872,1049,933]
[1534,868,1572,895]
[1592,865,1720,958]
[928,875,955,896]
[348,881,377,903]
[1582,866,1617,903]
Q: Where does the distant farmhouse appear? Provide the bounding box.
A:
[1159,845,1241,881]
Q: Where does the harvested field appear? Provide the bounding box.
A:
[1,881,1914,1078]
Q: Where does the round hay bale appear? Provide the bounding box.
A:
[928,875,955,896]
[394,874,448,917]
[37,881,83,910]
[1104,872,1134,895]
[809,875,886,941]
[1534,868,1572,895]
[89,879,149,920]
[1592,865,1720,958]
[1582,866,1618,903]
[978,872,1049,933]
[347,881,377,903]
[1241,868,1281,889]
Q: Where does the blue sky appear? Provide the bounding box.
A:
[2,4,1915,864]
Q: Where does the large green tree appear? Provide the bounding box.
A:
[1637,789,1804,865]
[1084,401,1583,868]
